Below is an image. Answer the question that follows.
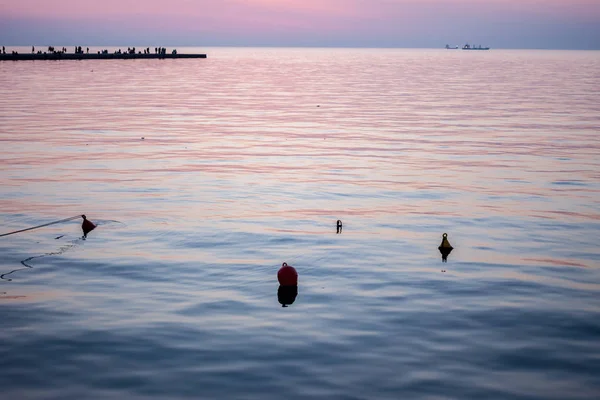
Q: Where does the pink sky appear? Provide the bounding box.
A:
[1,0,599,48]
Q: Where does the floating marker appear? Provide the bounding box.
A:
[81,215,96,237]
[277,262,298,286]
[439,233,452,249]
[336,220,343,234]
[438,233,453,262]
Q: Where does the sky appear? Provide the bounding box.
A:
[1,0,599,49]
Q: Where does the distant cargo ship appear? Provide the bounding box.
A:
[462,43,490,50]
[445,44,459,49]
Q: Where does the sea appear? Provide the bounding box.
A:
[1,47,599,399]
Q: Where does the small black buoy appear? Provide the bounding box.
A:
[438,233,453,262]
[141,137,145,140]
[81,215,96,238]
[336,220,343,234]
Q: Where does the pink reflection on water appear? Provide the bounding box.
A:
[0,49,599,257]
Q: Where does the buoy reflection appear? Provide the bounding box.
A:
[278,285,298,307]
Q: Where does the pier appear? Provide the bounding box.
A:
[0,53,207,61]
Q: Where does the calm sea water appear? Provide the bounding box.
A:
[1,47,600,399]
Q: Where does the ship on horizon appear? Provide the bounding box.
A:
[462,43,490,50]
[445,44,459,49]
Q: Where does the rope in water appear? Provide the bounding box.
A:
[0,215,82,237]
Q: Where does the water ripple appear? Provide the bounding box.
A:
[1,48,599,399]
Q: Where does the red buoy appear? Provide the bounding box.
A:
[277,262,298,286]
[81,214,96,237]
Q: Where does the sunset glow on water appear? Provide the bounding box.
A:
[1,48,600,399]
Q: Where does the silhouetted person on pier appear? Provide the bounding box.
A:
[2,46,5,54]
[87,47,89,54]
[32,46,34,54]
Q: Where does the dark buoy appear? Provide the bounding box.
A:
[336,219,343,234]
[81,215,96,237]
[277,262,298,286]
[277,285,298,307]
[438,233,453,262]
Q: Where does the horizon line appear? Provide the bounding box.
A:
[2,44,600,51]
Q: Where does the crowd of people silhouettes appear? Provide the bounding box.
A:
[1,46,178,56]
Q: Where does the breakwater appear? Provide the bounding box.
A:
[0,53,207,61]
